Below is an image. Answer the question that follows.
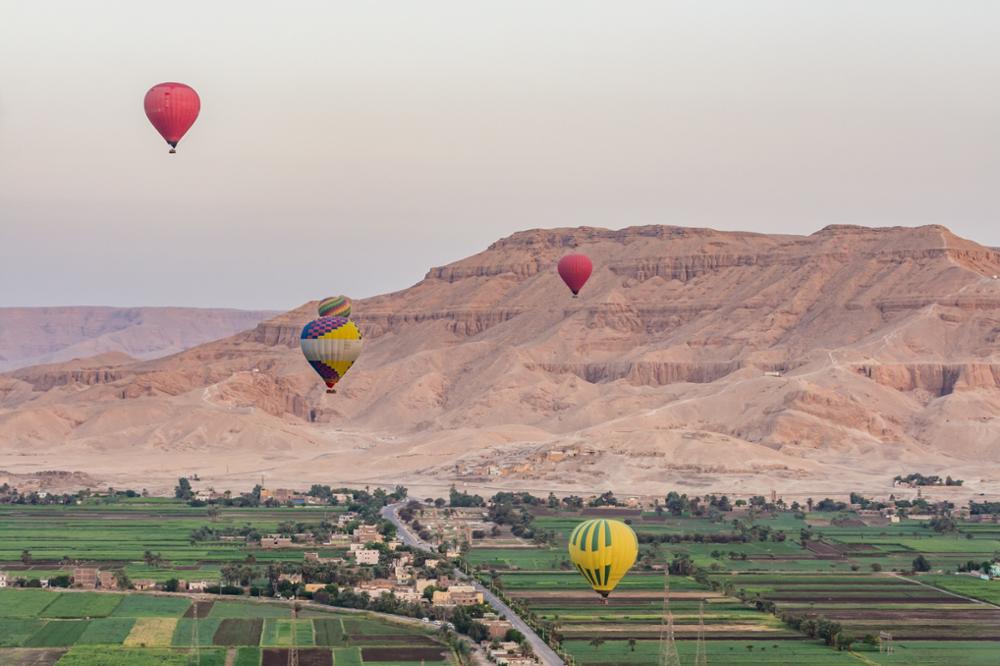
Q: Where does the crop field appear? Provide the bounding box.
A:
[0,500,346,577]
[111,594,191,617]
[0,589,449,664]
[40,592,123,618]
[261,619,315,646]
[313,618,347,645]
[172,617,223,646]
[76,617,136,644]
[209,601,291,619]
[0,588,57,616]
[56,646,226,665]
[0,618,45,646]
[123,617,179,646]
[475,507,1000,664]
[213,618,264,645]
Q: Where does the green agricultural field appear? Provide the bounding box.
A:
[565,638,858,664]
[209,601,290,619]
[342,617,426,636]
[23,619,91,647]
[56,646,227,665]
[261,618,313,646]
[76,617,136,644]
[0,618,45,646]
[333,647,364,666]
[212,618,263,645]
[40,592,123,618]
[0,501,344,568]
[314,617,346,645]
[921,574,1000,605]
[0,588,56,616]
[112,594,191,617]
[172,617,223,646]
[234,647,262,666]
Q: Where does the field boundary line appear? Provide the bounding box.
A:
[849,650,881,665]
[889,572,1000,609]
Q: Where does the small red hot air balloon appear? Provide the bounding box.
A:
[558,253,593,297]
[144,83,200,153]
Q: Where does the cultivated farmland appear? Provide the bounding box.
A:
[0,589,454,664]
[471,506,1000,664]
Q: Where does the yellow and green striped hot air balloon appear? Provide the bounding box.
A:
[567,518,638,598]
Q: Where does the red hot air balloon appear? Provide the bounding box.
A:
[144,83,200,153]
[558,254,593,297]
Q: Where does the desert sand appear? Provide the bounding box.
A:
[1,224,998,499]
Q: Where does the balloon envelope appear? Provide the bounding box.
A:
[144,82,200,151]
[300,317,363,391]
[558,254,593,295]
[567,519,637,597]
[318,295,351,318]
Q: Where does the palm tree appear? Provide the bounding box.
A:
[589,638,605,651]
[628,638,637,652]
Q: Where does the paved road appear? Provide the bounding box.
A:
[381,502,565,666]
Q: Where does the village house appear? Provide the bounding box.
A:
[98,571,118,590]
[337,512,358,526]
[187,580,210,592]
[481,618,514,640]
[278,573,303,585]
[448,584,484,606]
[324,534,351,547]
[415,578,436,594]
[304,583,327,594]
[73,567,99,589]
[355,579,394,597]
[352,525,383,544]
[353,548,380,565]
[133,579,157,591]
[0,571,7,588]
[261,535,293,549]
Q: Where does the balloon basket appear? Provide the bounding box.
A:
[168,148,176,154]
[326,388,337,394]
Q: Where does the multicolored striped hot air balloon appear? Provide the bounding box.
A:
[318,295,351,318]
[300,316,362,393]
[567,518,638,599]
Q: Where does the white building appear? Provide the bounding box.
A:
[0,572,7,588]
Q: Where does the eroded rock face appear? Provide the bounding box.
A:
[2,223,999,490]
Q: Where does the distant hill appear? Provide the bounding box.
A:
[0,306,278,371]
[2,225,998,498]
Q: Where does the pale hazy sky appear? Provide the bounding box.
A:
[2,1,998,309]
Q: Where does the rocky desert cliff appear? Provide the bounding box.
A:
[1,224,998,497]
[0,306,278,371]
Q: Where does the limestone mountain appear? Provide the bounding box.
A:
[1,225,998,497]
[0,306,278,371]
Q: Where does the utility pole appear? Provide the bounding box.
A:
[191,601,200,666]
[694,601,708,666]
[659,567,681,666]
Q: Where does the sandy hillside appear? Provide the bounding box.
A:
[0,306,278,371]
[1,224,998,499]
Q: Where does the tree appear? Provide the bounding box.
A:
[174,477,193,500]
[20,549,31,565]
[162,578,179,592]
[114,570,132,590]
[870,563,883,572]
[589,638,605,650]
[912,555,932,572]
[628,638,637,652]
[207,505,220,522]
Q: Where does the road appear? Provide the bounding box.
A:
[381,502,565,666]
